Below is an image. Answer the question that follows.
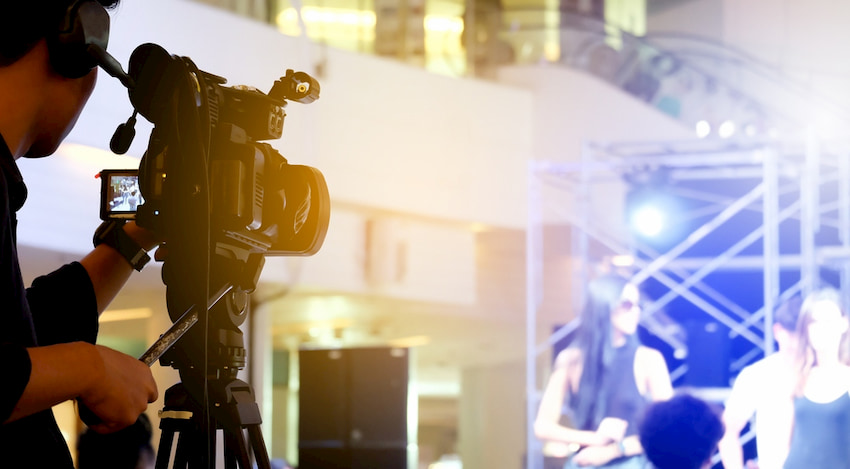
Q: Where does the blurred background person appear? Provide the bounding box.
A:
[535,273,673,468]
[782,287,850,468]
[639,393,724,469]
[719,295,803,469]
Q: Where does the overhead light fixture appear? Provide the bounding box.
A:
[718,120,736,139]
[695,120,711,138]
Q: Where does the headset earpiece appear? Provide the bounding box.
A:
[47,0,110,79]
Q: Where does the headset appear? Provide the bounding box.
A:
[47,0,133,88]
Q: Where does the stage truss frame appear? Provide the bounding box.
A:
[525,136,850,469]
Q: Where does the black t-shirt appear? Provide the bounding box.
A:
[0,134,100,468]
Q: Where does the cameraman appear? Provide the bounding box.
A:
[0,1,158,467]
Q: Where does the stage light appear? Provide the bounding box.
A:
[630,205,665,237]
[718,120,736,138]
[695,120,711,138]
[624,169,687,246]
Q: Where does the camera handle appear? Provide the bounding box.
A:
[138,282,232,366]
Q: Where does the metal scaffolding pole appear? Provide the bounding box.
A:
[841,151,850,310]
[525,162,544,469]
[763,147,780,355]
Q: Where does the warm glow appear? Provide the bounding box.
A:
[277,7,462,34]
[276,7,377,36]
[543,42,561,62]
[100,307,153,323]
[275,6,468,76]
[388,335,431,348]
[425,16,464,34]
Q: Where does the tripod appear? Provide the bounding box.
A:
[142,254,272,469]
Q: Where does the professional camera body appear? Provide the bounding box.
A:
[113,43,329,258]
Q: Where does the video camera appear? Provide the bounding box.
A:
[99,42,331,383]
[92,34,329,469]
[102,43,329,257]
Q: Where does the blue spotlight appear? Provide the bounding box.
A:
[630,204,666,238]
[624,169,684,245]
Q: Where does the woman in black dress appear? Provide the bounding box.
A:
[534,274,673,468]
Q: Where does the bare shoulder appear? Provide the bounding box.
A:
[637,345,673,399]
[636,346,666,366]
[554,347,583,370]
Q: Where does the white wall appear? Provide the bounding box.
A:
[498,65,694,162]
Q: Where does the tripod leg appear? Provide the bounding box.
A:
[223,429,252,469]
[248,424,271,469]
[173,430,196,468]
[156,425,176,469]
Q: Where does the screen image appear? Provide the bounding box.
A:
[106,174,144,215]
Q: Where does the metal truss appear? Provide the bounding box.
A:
[525,136,850,469]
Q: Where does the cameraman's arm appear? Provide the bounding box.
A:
[80,221,159,314]
[6,341,157,432]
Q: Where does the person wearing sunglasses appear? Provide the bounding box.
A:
[535,273,673,468]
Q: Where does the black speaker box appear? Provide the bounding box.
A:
[299,347,410,469]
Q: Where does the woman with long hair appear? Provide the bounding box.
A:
[535,273,673,468]
[781,287,850,468]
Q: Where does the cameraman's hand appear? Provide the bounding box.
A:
[9,342,157,429]
[122,220,162,251]
[78,344,158,433]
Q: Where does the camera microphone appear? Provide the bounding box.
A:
[110,110,137,155]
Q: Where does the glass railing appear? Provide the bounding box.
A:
[197,1,850,141]
[498,8,850,141]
